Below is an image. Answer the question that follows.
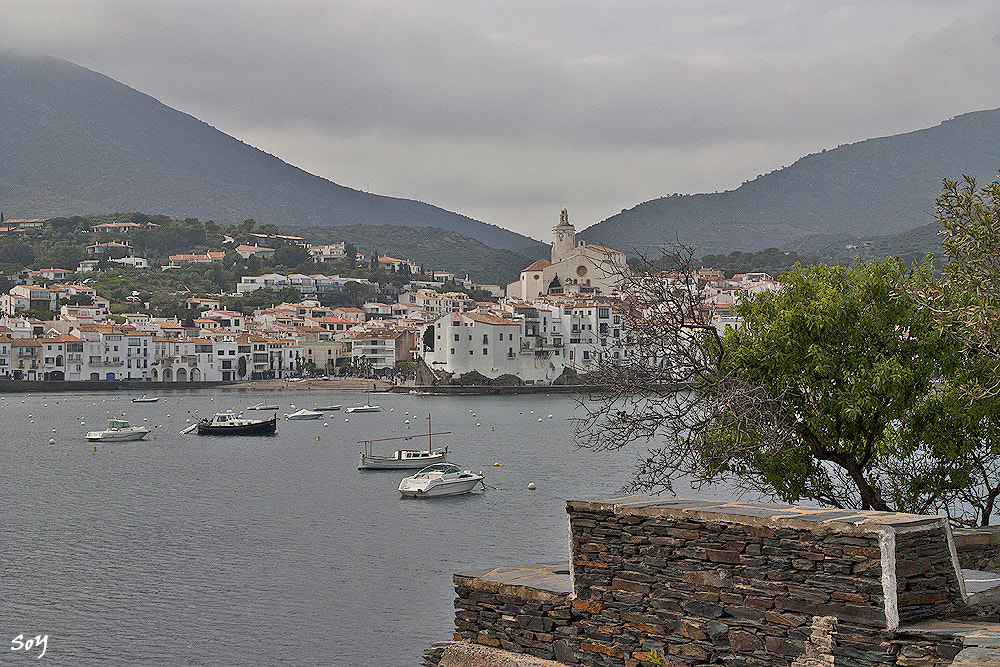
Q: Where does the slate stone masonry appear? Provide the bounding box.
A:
[446,497,974,667]
[952,527,1000,572]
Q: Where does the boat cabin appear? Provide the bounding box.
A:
[414,463,461,477]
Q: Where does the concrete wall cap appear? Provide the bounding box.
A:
[440,641,567,667]
[568,496,949,533]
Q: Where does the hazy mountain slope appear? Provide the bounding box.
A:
[0,53,542,252]
[783,221,945,263]
[580,109,1000,256]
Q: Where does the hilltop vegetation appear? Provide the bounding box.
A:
[695,222,946,278]
[294,224,547,285]
[0,212,537,286]
[0,213,505,318]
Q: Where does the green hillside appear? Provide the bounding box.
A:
[0,53,544,253]
[581,110,1000,256]
[692,222,947,278]
[0,212,538,286]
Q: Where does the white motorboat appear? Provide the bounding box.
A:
[86,419,150,441]
[358,413,449,470]
[284,407,323,420]
[346,405,381,413]
[131,395,159,403]
[247,402,280,410]
[398,463,484,497]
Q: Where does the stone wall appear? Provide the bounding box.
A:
[893,528,966,624]
[453,564,577,663]
[444,497,972,667]
[952,527,1000,572]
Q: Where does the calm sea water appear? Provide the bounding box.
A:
[0,388,720,666]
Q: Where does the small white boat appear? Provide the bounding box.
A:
[399,463,484,498]
[314,405,342,411]
[247,402,280,410]
[346,405,381,413]
[284,407,323,420]
[87,419,150,441]
[131,395,159,403]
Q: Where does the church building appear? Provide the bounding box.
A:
[505,209,628,300]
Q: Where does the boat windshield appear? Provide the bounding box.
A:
[108,420,131,429]
[416,463,460,475]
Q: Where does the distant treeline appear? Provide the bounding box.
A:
[698,248,827,278]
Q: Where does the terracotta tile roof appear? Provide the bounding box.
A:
[523,259,553,271]
[466,313,519,326]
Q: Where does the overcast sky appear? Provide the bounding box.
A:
[3,1,999,240]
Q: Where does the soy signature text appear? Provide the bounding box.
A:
[10,634,48,659]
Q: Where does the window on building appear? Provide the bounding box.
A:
[483,348,488,355]
[482,334,488,344]
[450,348,455,355]
[454,333,459,342]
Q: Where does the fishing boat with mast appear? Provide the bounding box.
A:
[357,414,450,470]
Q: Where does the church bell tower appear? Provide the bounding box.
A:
[552,208,575,263]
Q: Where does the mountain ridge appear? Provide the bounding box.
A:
[579,108,1000,256]
[4,52,1000,263]
[0,52,544,253]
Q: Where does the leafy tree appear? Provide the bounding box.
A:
[276,286,301,303]
[274,244,309,268]
[898,351,1000,526]
[0,237,34,267]
[578,251,970,517]
[917,174,1000,396]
